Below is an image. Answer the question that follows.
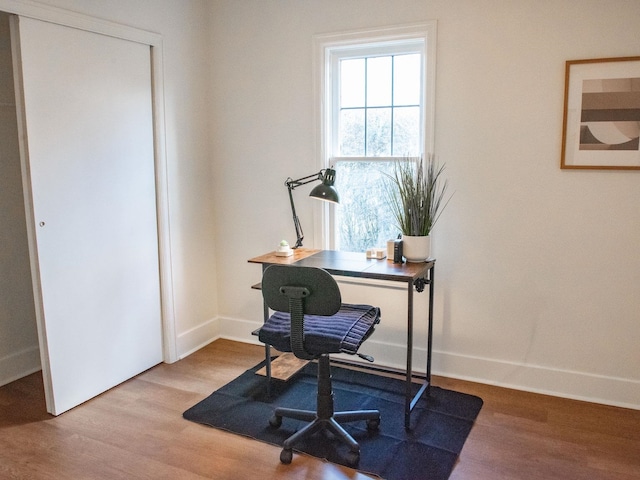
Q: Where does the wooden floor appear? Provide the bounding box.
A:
[1,339,639,480]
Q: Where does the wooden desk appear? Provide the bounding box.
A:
[248,248,435,430]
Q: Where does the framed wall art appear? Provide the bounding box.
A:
[561,56,640,170]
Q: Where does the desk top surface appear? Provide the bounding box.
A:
[248,248,434,282]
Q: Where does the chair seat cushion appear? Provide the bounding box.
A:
[259,304,380,356]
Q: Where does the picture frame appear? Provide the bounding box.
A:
[561,56,640,170]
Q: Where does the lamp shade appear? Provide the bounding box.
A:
[309,183,339,203]
[309,168,339,203]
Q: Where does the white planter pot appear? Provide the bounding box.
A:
[402,235,431,263]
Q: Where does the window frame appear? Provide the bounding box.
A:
[313,22,437,250]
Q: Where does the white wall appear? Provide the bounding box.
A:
[209,0,640,409]
[0,12,40,386]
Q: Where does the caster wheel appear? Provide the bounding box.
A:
[366,417,380,431]
[280,448,293,464]
[345,450,360,466]
[269,415,282,428]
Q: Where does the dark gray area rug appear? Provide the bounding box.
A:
[183,361,483,480]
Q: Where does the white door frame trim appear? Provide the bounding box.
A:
[1,0,178,363]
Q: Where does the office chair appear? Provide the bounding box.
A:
[258,264,381,465]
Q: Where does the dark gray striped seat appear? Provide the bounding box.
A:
[259,303,380,356]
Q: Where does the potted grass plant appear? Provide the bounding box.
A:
[385,155,451,262]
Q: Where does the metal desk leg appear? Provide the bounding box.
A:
[405,264,435,430]
[405,280,413,430]
[262,265,272,397]
[426,265,434,394]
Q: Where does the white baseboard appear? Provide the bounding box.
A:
[0,345,41,387]
[218,316,263,344]
[431,350,640,411]
[176,316,222,359]
[357,340,640,410]
[214,316,640,410]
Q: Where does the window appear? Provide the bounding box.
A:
[315,23,437,252]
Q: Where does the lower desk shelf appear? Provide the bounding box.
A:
[255,352,308,381]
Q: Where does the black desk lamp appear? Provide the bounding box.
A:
[285,168,339,248]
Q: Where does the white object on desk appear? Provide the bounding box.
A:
[276,240,293,257]
[366,248,386,259]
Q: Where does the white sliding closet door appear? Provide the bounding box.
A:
[14,17,162,415]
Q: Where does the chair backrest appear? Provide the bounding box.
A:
[262,265,341,316]
[262,265,341,360]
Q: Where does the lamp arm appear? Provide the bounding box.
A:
[287,184,304,248]
[285,170,324,190]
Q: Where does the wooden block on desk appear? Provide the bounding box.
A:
[255,353,309,381]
